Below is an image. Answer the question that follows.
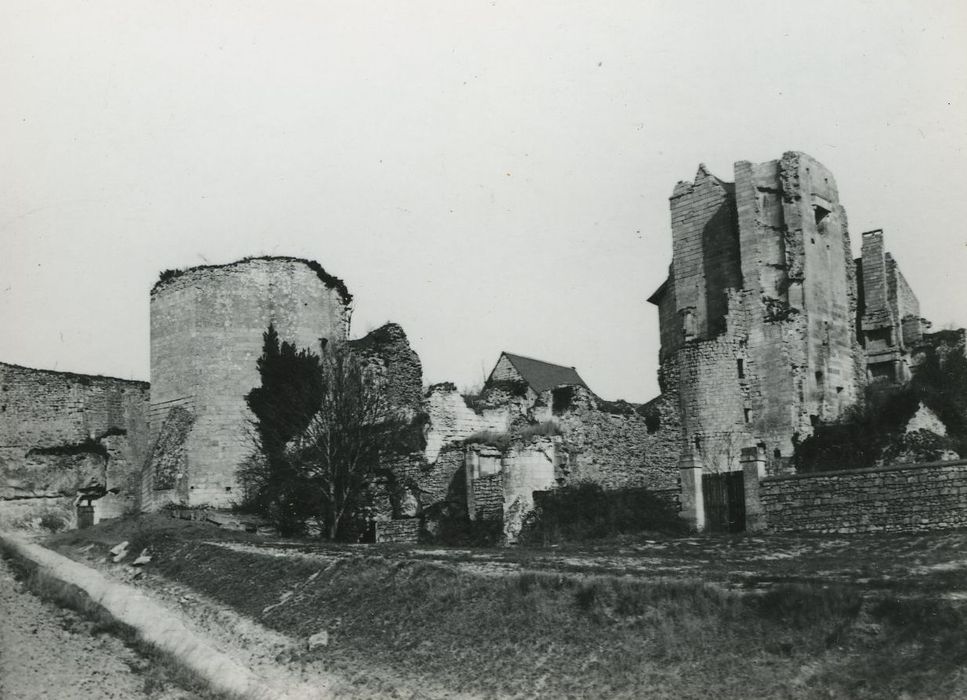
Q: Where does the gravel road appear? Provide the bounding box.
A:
[0,555,193,700]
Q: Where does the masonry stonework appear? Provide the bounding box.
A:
[144,257,352,510]
[0,362,149,525]
[758,460,967,533]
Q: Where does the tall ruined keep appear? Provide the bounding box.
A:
[649,152,863,472]
[143,256,352,509]
[648,150,950,486]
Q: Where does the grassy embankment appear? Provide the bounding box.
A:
[0,543,227,699]
[49,515,967,699]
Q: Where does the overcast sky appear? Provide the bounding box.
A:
[2,1,965,402]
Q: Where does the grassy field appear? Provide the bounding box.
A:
[48,516,967,699]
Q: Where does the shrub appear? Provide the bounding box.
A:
[518,482,687,545]
[795,349,967,472]
[464,430,511,451]
[432,515,503,547]
[38,509,69,533]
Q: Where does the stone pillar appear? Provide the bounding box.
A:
[741,446,768,532]
[678,452,705,532]
[465,448,477,521]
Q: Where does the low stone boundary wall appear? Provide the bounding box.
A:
[759,459,967,534]
[375,518,421,543]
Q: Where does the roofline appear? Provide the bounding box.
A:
[647,278,670,305]
[498,350,578,371]
[487,351,589,393]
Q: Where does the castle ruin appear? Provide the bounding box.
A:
[3,150,966,538]
[648,151,960,531]
[143,257,353,509]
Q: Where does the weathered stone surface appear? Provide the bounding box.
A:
[0,362,149,522]
[145,257,351,510]
[651,152,863,472]
[375,518,420,543]
[424,384,508,463]
[759,459,967,533]
[349,323,423,418]
[551,386,680,491]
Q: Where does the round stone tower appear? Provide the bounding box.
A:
[143,256,352,510]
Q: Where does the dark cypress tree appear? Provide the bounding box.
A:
[243,324,324,534]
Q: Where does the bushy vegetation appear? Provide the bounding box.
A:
[461,379,530,413]
[519,482,688,544]
[239,325,410,539]
[153,256,352,304]
[795,347,967,472]
[518,420,561,440]
[463,430,511,451]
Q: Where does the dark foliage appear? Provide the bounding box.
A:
[463,430,511,451]
[152,256,352,304]
[241,325,410,539]
[242,325,324,535]
[485,379,530,397]
[518,482,687,544]
[909,347,967,454]
[795,348,967,472]
[156,269,182,286]
[421,467,503,546]
[427,381,457,394]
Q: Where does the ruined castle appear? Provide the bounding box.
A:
[3,150,966,538]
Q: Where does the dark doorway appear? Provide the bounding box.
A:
[702,471,745,532]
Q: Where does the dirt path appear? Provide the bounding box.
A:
[0,556,191,700]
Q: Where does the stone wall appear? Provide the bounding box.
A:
[423,384,508,463]
[501,439,558,541]
[859,229,921,382]
[145,257,351,510]
[653,152,864,476]
[668,165,741,343]
[758,459,967,533]
[0,362,149,522]
[349,323,424,418]
[552,387,681,489]
[375,518,421,543]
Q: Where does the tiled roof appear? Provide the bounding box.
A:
[498,352,589,393]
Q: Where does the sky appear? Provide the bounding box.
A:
[1,1,965,402]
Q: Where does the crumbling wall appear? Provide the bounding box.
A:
[0,362,149,526]
[551,386,681,489]
[145,257,351,510]
[349,323,424,418]
[654,152,864,477]
[858,230,922,381]
[501,439,557,542]
[669,164,741,342]
[423,384,508,463]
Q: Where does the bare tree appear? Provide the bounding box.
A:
[243,328,411,539]
[289,341,409,540]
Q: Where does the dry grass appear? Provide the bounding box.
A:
[1,548,231,699]
[46,516,967,698]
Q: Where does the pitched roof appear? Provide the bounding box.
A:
[495,352,589,394]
